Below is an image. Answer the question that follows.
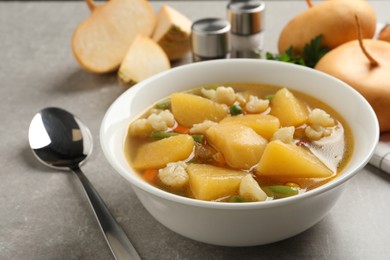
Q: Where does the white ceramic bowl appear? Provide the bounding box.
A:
[100,59,379,246]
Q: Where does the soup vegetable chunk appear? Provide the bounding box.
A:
[124,83,353,203]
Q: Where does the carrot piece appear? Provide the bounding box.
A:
[142,169,159,184]
[173,124,190,134]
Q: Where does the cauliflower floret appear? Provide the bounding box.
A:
[201,86,236,106]
[158,161,189,189]
[149,108,163,115]
[147,113,168,131]
[200,88,216,100]
[159,110,175,127]
[239,174,268,202]
[305,109,335,140]
[305,126,323,140]
[305,125,332,140]
[235,92,247,106]
[271,126,295,143]
[147,110,175,131]
[308,108,335,127]
[215,86,236,105]
[189,120,218,134]
[245,95,269,114]
[129,118,153,137]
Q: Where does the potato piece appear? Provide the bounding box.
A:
[132,135,194,169]
[206,124,268,170]
[270,88,309,127]
[72,0,156,73]
[152,5,192,61]
[220,114,280,140]
[118,35,171,86]
[187,164,247,201]
[171,93,228,127]
[256,140,333,178]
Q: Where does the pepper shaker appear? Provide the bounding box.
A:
[227,0,265,58]
[191,18,231,62]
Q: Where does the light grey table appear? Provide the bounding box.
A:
[1,1,390,259]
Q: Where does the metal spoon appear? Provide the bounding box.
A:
[28,107,141,260]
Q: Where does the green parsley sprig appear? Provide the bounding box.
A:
[266,47,305,66]
[266,35,329,68]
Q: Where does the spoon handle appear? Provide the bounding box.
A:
[72,167,141,260]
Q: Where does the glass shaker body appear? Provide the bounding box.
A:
[227,0,265,58]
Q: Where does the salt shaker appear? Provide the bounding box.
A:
[227,0,265,58]
[191,18,231,62]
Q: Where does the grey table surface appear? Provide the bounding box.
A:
[1,1,390,259]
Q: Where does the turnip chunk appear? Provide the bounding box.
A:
[152,5,192,61]
[72,0,156,73]
[118,35,170,86]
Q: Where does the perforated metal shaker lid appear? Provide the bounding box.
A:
[191,18,231,58]
[227,0,265,35]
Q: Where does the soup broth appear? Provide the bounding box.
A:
[124,83,353,202]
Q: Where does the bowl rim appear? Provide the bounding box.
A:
[100,59,379,210]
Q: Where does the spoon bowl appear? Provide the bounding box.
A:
[28,107,140,260]
[29,107,92,170]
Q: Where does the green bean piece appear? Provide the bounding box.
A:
[155,100,171,110]
[151,132,204,143]
[265,94,274,101]
[229,196,244,203]
[262,185,299,198]
[191,134,204,143]
[151,131,179,140]
[230,103,243,115]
